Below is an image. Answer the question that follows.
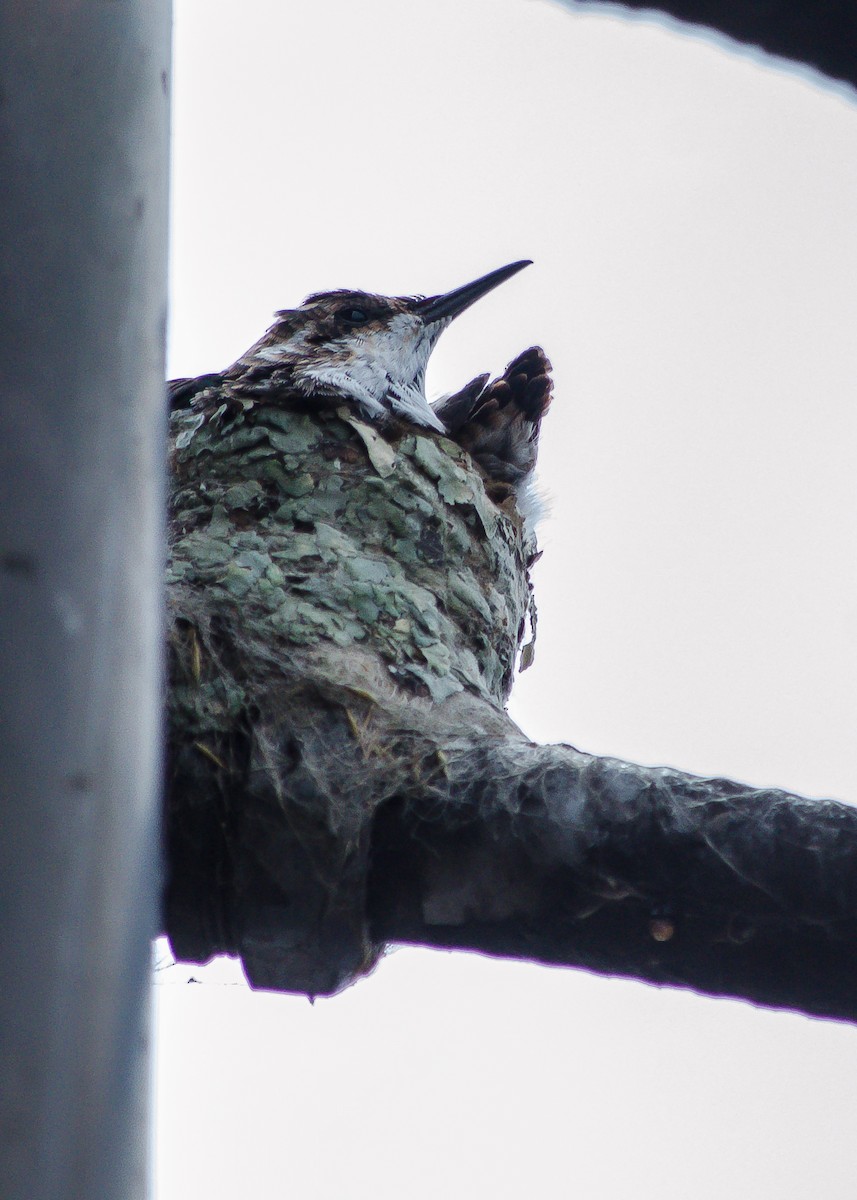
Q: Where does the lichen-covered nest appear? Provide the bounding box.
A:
[164,393,539,992]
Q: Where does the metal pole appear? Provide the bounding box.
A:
[562,0,857,87]
[0,5,170,1198]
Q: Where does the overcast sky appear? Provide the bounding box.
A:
[156,2,857,1196]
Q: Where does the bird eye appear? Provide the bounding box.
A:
[339,307,369,326]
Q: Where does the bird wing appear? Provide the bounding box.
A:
[167,372,226,410]
[433,346,553,489]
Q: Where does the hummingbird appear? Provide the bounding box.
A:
[168,261,552,523]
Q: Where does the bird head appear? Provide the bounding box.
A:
[235,260,532,431]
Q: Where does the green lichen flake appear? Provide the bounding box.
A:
[168,398,537,708]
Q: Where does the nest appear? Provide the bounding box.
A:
[164,394,539,993]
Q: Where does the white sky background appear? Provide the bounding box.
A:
[155,1,857,1196]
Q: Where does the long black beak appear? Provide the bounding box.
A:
[415,259,532,324]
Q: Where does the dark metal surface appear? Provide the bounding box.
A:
[565,0,857,87]
[0,5,170,1198]
[368,746,857,1024]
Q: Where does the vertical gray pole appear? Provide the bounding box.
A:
[0,5,170,1199]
